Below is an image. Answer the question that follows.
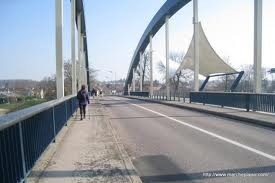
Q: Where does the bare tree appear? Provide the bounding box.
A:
[170,52,184,94]
[64,60,72,95]
[157,51,192,95]
[139,51,150,84]
[238,64,254,92]
[64,60,98,92]
[170,52,184,63]
[64,61,72,82]
[37,75,56,100]
[37,60,98,99]
[89,67,98,89]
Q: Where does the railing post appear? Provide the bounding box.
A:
[252,94,257,111]
[221,93,224,108]
[245,94,250,112]
[65,101,68,126]
[18,123,27,183]
[184,92,186,103]
[203,93,206,105]
[52,107,56,143]
[71,98,74,117]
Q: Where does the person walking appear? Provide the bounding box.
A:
[77,84,90,120]
[91,88,96,99]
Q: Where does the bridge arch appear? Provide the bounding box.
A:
[125,0,191,90]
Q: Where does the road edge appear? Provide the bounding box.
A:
[121,96,275,129]
[99,99,143,183]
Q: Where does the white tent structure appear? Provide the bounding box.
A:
[175,23,236,77]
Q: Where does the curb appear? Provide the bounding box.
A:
[122,96,275,129]
[100,101,143,183]
[107,118,143,183]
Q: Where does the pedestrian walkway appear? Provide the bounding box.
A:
[27,99,141,183]
[125,96,275,129]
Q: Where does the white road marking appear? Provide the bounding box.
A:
[119,98,275,161]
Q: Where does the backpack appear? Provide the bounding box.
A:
[77,90,85,100]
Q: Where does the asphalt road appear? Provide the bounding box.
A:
[100,96,275,183]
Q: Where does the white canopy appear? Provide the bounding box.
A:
[176,23,236,76]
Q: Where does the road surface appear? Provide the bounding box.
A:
[100,96,275,183]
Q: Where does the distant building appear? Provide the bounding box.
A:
[40,89,44,99]
[34,88,45,99]
[0,93,8,104]
[0,92,21,104]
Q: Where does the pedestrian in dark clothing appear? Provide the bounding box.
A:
[77,84,90,120]
[91,88,96,99]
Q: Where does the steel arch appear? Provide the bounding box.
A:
[124,0,191,90]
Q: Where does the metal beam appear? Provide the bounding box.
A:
[77,13,82,89]
[125,0,191,89]
[83,49,87,86]
[150,35,154,96]
[80,35,84,87]
[139,52,143,91]
[75,0,90,91]
[193,0,199,92]
[132,68,136,92]
[56,0,64,98]
[165,16,170,98]
[71,0,76,94]
[254,0,262,93]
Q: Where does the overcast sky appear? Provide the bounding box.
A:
[0,0,274,81]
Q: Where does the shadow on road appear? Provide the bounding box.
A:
[133,155,275,182]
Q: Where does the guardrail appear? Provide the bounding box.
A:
[190,92,275,113]
[125,90,190,102]
[0,95,78,183]
[150,91,189,102]
[129,91,149,97]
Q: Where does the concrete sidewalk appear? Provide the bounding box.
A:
[28,99,141,183]
[124,96,275,129]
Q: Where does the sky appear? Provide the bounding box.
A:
[0,0,274,81]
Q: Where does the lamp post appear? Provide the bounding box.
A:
[108,71,116,94]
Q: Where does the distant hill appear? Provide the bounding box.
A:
[0,79,38,89]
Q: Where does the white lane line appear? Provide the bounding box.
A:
[125,100,275,161]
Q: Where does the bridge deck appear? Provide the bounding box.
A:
[27,99,141,183]
[25,96,275,183]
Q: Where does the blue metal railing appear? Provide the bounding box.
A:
[190,92,275,113]
[250,94,275,113]
[0,95,78,183]
[126,90,191,103]
[129,91,149,97]
[149,90,189,102]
